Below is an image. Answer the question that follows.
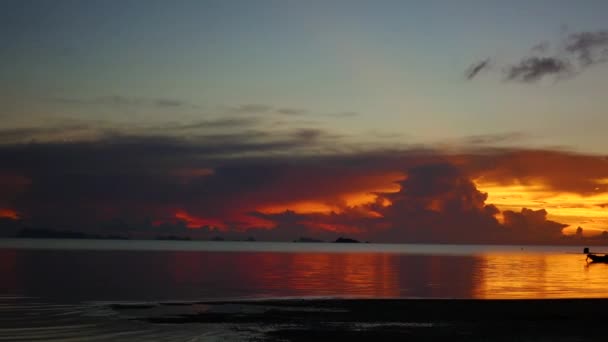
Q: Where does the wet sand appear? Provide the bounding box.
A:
[124,298,608,341]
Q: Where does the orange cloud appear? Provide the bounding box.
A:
[0,209,18,220]
[174,210,226,230]
[257,174,401,216]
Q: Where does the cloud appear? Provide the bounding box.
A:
[164,117,262,131]
[465,58,491,80]
[277,108,307,115]
[503,208,567,240]
[459,149,608,196]
[370,163,506,243]
[565,30,608,66]
[49,95,191,108]
[505,57,572,82]
[254,162,569,244]
[227,104,357,119]
[0,124,95,144]
[467,29,608,83]
[292,128,324,142]
[2,129,605,242]
[460,132,528,146]
[0,116,608,243]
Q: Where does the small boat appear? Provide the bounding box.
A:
[586,253,608,263]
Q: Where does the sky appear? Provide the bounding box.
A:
[1,0,608,243]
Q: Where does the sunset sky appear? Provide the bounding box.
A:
[2,0,608,243]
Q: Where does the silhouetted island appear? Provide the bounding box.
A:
[333,237,360,243]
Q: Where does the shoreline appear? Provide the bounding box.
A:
[4,296,608,341]
[115,298,608,341]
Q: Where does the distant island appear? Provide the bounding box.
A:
[333,237,360,243]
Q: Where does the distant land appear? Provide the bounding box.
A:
[4,227,608,246]
[16,228,130,240]
[333,237,361,243]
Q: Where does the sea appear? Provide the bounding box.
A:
[1,239,607,341]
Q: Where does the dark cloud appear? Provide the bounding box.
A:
[458,149,608,196]
[505,57,572,82]
[0,124,93,144]
[372,163,506,243]
[165,117,262,131]
[461,132,528,146]
[293,128,324,142]
[565,30,608,66]
[1,132,602,243]
[468,29,608,83]
[277,108,307,115]
[465,59,490,80]
[254,162,569,244]
[503,208,567,241]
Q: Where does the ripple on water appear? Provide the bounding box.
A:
[0,297,249,341]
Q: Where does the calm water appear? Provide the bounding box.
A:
[1,238,606,301]
[1,239,608,340]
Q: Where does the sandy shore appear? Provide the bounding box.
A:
[116,298,608,341]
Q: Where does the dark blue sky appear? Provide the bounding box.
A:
[2,0,608,151]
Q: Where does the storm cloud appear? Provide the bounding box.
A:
[2,129,604,243]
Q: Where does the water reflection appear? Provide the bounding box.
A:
[1,247,607,301]
[474,253,608,299]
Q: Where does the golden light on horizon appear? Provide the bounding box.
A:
[258,182,400,216]
[475,179,608,235]
[173,210,226,230]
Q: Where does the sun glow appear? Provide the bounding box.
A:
[475,179,608,235]
[174,210,226,230]
[258,190,396,216]
[0,209,18,220]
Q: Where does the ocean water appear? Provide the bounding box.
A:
[1,239,607,340]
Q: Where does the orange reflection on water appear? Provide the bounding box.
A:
[283,253,400,297]
[473,253,608,299]
[161,252,402,298]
